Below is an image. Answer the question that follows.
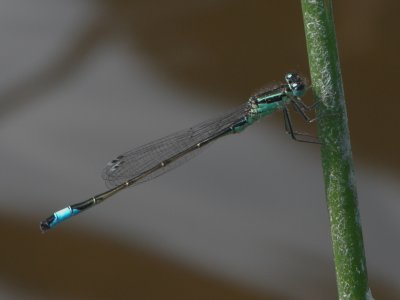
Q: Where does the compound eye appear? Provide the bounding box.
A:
[285,72,299,82]
[285,73,293,82]
[292,82,305,97]
[284,72,306,96]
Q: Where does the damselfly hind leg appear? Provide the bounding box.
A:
[293,97,337,124]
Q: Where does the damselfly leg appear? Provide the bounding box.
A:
[283,100,321,144]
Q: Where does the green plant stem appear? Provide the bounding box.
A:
[300,1,371,299]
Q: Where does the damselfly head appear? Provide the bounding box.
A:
[285,72,306,97]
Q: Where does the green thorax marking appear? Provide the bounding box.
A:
[248,86,290,122]
[231,86,291,134]
[231,72,306,134]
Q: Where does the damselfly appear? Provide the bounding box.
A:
[40,72,318,232]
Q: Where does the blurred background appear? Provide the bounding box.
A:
[1,1,399,299]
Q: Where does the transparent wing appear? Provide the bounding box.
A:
[102,103,250,188]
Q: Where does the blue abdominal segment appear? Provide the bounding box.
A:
[40,207,82,232]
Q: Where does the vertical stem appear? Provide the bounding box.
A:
[300,1,371,299]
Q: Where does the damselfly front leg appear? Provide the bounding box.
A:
[283,104,321,144]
